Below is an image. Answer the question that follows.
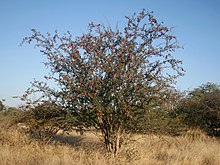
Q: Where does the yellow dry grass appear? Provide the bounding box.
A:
[0,123,220,165]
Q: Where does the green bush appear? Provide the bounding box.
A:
[0,101,5,111]
[175,82,220,136]
[14,101,76,143]
[126,109,183,136]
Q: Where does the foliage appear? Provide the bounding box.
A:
[0,105,19,124]
[0,101,5,111]
[15,101,76,143]
[176,82,220,136]
[21,9,184,155]
[127,110,182,136]
[125,88,184,136]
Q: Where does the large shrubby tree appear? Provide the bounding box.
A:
[21,10,184,155]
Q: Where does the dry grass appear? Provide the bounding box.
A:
[133,131,220,165]
[0,123,220,165]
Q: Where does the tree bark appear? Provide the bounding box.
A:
[103,126,122,157]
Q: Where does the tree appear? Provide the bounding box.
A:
[0,101,4,111]
[176,82,220,136]
[21,9,184,155]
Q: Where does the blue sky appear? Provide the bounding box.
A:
[0,0,220,107]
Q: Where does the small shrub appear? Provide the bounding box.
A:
[183,129,208,141]
[14,102,76,143]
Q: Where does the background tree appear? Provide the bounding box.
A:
[0,101,5,111]
[21,9,184,155]
[176,82,220,136]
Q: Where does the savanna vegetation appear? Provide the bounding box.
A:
[0,9,220,164]
[175,82,220,136]
[1,113,220,165]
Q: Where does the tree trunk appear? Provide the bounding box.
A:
[103,127,122,157]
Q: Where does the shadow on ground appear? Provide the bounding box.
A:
[52,131,104,150]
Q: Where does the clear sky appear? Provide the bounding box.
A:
[0,0,220,107]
